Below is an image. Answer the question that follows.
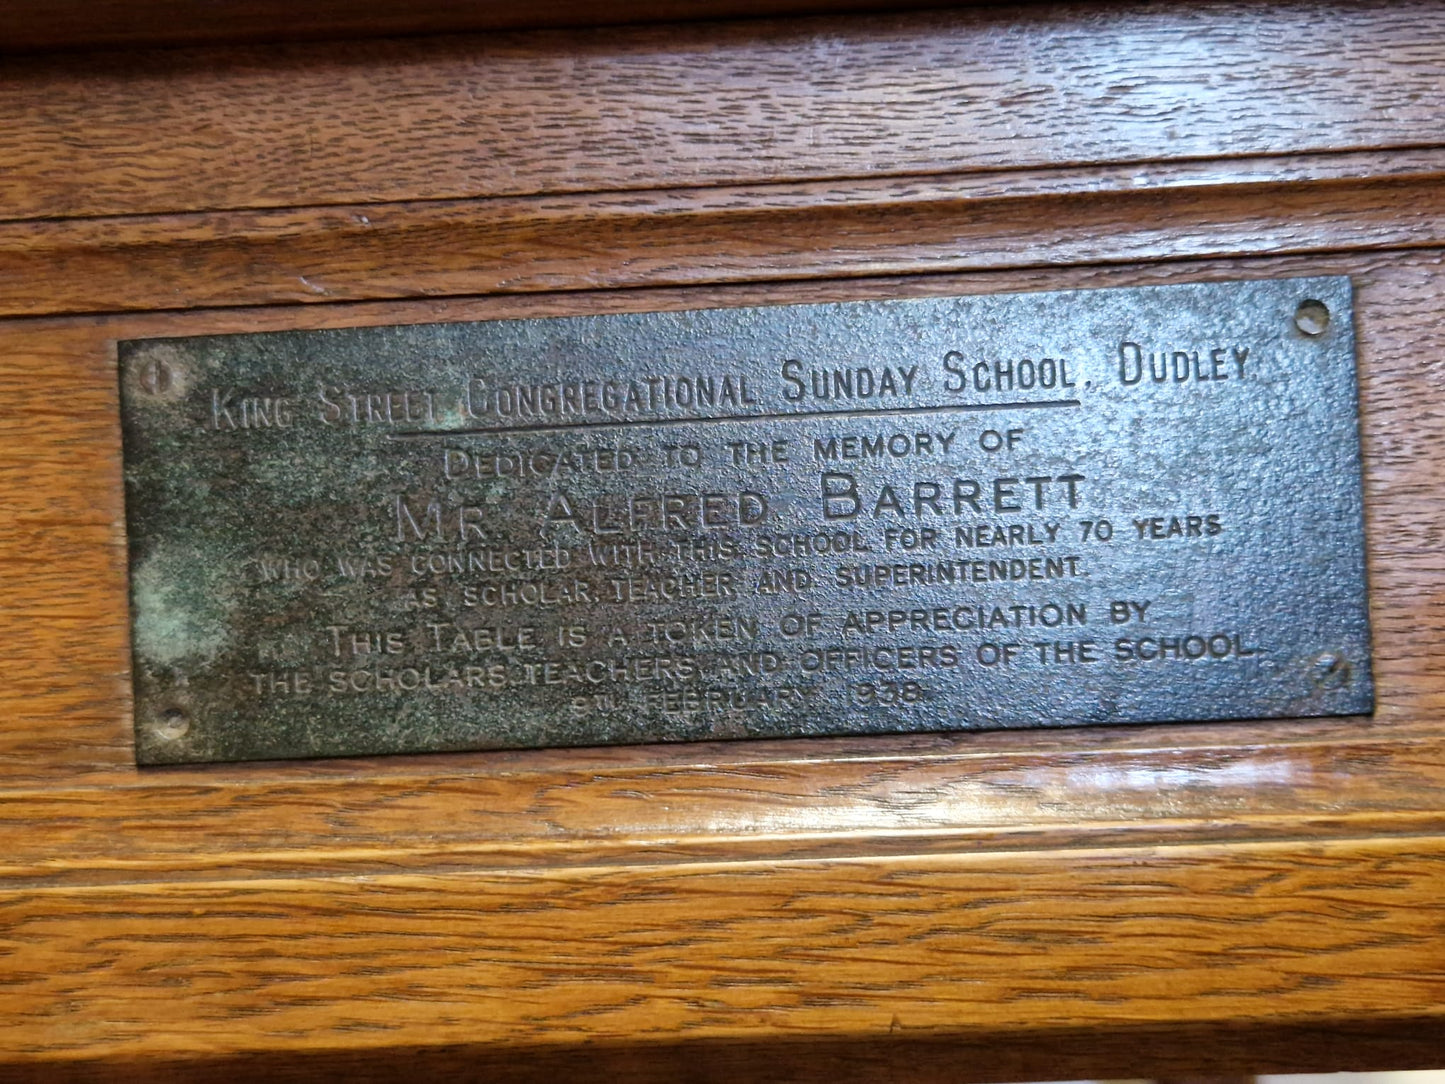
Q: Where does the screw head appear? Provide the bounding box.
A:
[153,707,190,740]
[1313,652,1351,689]
[141,357,172,395]
[1295,299,1331,337]
[130,345,186,399]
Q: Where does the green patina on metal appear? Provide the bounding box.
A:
[120,278,1373,764]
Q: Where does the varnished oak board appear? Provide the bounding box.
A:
[1,2,1445,1080]
[0,0,969,53]
[5,254,1444,1080]
[3,1,1445,223]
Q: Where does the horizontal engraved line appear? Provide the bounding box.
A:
[389,398,1083,439]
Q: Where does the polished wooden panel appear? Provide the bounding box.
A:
[4,2,1445,222]
[5,150,1445,318]
[3,253,1445,1079]
[2,249,1441,777]
[3,1,1445,1078]
[0,0,958,53]
[9,1024,1445,1084]
[3,840,1443,1066]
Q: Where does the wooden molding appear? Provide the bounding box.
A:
[12,1022,1445,1084]
[5,251,1445,1073]
[3,839,1443,1065]
[3,1,1445,1077]
[0,0,970,54]
[4,149,1445,318]
[4,2,1445,223]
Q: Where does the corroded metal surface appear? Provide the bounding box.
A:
[120,277,1373,764]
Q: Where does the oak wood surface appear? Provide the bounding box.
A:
[2,0,1445,1078]
[2,840,1442,1061]
[3,253,1445,1076]
[4,1,1445,223]
[5,149,1445,319]
[0,0,965,53]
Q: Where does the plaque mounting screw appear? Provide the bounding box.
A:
[153,706,190,740]
[133,347,185,398]
[1312,652,1351,689]
[141,357,172,395]
[1294,299,1331,337]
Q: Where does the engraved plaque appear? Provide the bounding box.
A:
[121,277,1373,764]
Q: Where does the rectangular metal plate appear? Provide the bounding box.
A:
[121,276,1373,765]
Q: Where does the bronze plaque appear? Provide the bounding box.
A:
[121,277,1372,764]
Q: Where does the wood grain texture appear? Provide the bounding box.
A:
[11,1026,1445,1084]
[4,1,1445,1076]
[0,0,963,53]
[2,839,1443,1065]
[3,729,1444,887]
[0,258,1441,836]
[4,248,1445,1075]
[5,1,1445,223]
[8,149,1445,318]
